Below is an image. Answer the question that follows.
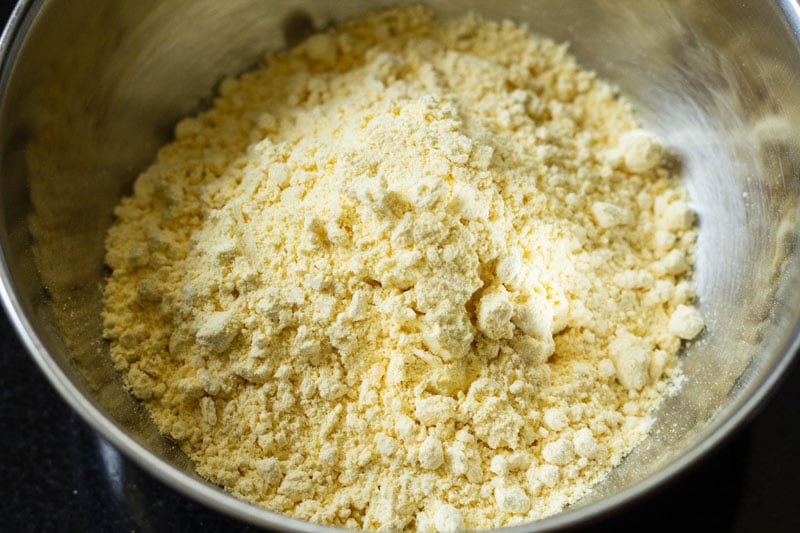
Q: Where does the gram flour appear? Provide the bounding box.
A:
[103,6,703,531]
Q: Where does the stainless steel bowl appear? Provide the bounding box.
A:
[1,0,798,530]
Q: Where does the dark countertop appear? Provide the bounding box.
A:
[1,2,799,532]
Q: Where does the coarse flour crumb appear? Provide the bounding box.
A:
[103,6,703,531]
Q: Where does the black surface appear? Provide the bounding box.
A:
[1,2,799,532]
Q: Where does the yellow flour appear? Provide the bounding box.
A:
[102,6,702,531]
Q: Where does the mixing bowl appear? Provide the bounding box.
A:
[0,0,798,530]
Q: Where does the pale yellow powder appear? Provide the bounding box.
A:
[102,6,703,531]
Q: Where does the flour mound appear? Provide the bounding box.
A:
[103,6,702,531]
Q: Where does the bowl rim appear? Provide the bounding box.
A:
[1,0,799,530]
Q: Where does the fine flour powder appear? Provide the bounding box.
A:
[103,6,703,531]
